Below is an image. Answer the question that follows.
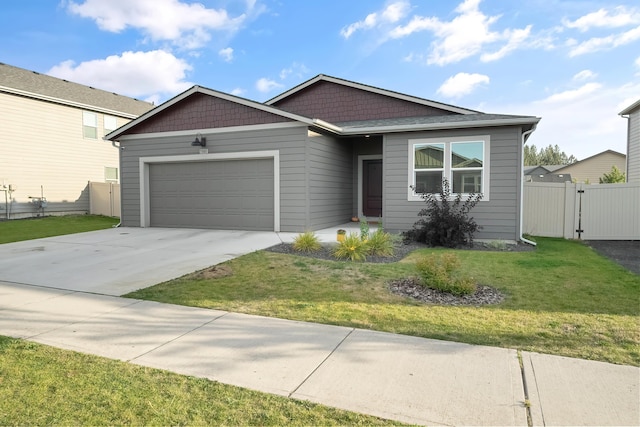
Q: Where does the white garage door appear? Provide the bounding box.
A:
[149,159,274,231]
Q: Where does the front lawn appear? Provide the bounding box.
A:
[0,215,118,244]
[0,336,398,426]
[128,237,640,366]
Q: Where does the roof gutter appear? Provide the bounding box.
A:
[338,117,541,135]
[519,124,538,246]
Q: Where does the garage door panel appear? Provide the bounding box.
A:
[149,159,274,231]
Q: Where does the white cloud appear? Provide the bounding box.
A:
[256,77,284,93]
[480,26,531,62]
[568,25,640,56]
[230,87,246,96]
[279,62,310,80]
[572,69,597,81]
[521,81,638,159]
[219,47,234,62]
[389,0,530,65]
[563,6,640,32]
[540,82,602,103]
[340,1,410,38]
[66,0,255,49]
[636,56,640,75]
[436,72,489,98]
[47,50,193,102]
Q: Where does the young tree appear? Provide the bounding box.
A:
[599,165,626,183]
[524,144,578,166]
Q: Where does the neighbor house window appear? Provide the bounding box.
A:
[408,136,490,201]
[104,115,117,135]
[105,167,118,182]
[83,111,97,139]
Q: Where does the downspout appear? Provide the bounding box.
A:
[110,138,122,228]
[621,114,630,183]
[520,124,538,246]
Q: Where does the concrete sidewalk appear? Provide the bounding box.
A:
[1,281,638,426]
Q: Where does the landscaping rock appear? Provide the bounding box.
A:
[388,278,505,306]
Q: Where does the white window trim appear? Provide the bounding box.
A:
[139,150,280,231]
[407,135,490,201]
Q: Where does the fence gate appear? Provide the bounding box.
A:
[524,182,640,240]
[89,181,121,218]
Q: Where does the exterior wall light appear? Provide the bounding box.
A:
[191,133,206,147]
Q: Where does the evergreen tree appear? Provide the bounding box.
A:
[524,144,578,166]
[599,165,626,183]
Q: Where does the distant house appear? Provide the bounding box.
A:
[107,74,541,242]
[524,165,572,183]
[620,99,640,182]
[0,63,154,219]
[552,150,626,183]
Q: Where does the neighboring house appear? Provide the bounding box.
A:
[552,150,626,183]
[524,165,571,183]
[106,75,540,242]
[620,99,640,182]
[0,63,154,219]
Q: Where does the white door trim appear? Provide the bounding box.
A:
[139,150,280,231]
[357,154,383,220]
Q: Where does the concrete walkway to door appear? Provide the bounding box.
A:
[0,227,283,295]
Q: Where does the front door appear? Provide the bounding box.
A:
[362,159,382,217]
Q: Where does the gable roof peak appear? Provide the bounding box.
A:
[265,73,480,115]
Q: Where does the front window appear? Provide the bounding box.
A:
[451,141,483,193]
[409,136,489,201]
[414,143,444,193]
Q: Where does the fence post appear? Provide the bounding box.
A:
[563,182,576,239]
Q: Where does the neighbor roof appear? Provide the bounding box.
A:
[0,62,154,117]
[620,99,640,115]
[265,74,480,115]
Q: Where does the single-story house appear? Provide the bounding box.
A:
[620,99,640,183]
[0,63,154,219]
[552,150,626,184]
[524,165,572,183]
[106,75,540,242]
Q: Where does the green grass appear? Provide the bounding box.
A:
[128,237,640,366]
[0,215,118,244]
[0,336,399,426]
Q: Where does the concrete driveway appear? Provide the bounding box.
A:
[0,227,283,296]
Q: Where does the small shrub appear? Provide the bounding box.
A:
[404,178,482,248]
[333,233,368,261]
[292,231,322,253]
[366,229,395,257]
[486,240,508,251]
[415,252,477,296]
[359,218,370,241]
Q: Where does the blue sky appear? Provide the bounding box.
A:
[2,0,639,159]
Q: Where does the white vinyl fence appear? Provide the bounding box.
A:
[523,182,640,240]
[89,182,120,218]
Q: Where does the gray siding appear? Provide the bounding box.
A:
[119,125,310,232]
[383,126,523,241]
[307,132,353,229]
[628,108,640,183]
